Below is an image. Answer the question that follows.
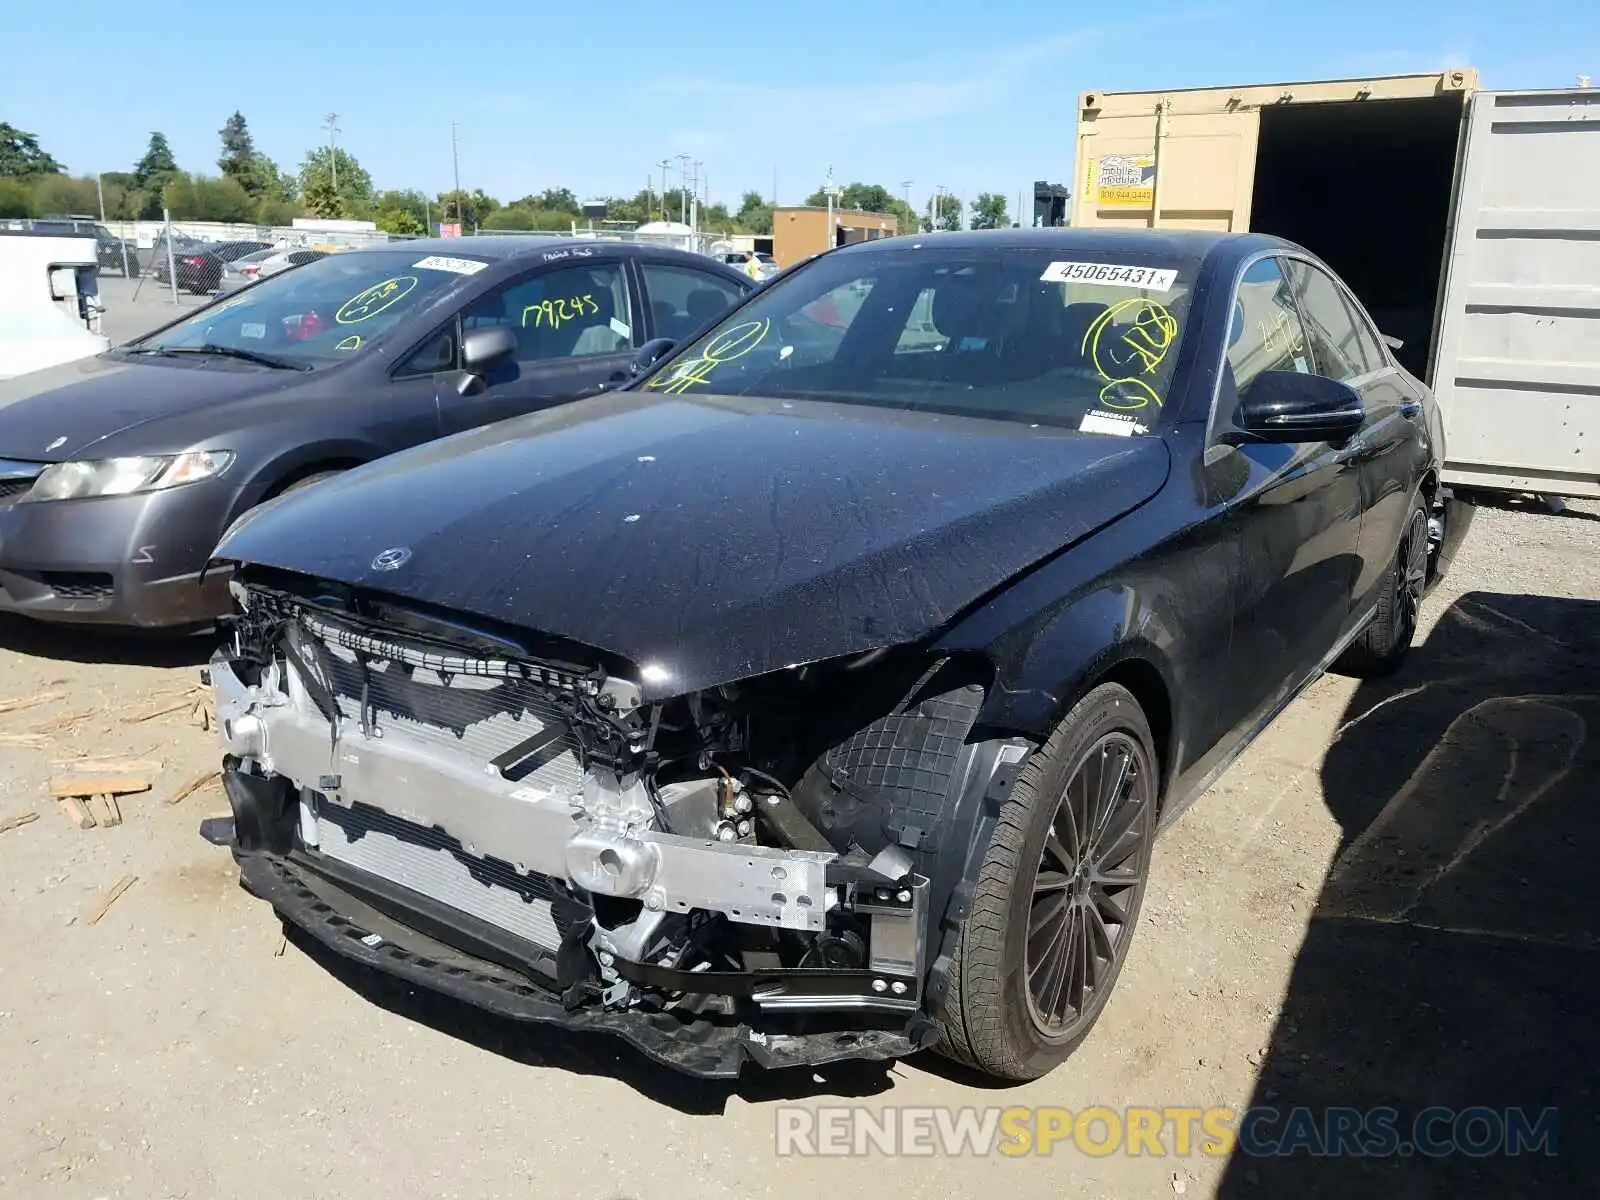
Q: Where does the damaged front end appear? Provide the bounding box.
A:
[209,574,1022,1077]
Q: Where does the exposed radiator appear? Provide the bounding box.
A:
[312,634,584,800]
[306,797,564,953]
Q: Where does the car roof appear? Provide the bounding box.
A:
[830,226,1295,263]
[373,235,727,265]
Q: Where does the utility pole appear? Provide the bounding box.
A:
[656,159,669,221]
[451,121,463,226]
[822,166,842,254]
[772,166,778,207]
[675,154,691,224]
[324,113,341,193]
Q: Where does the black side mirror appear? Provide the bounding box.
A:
[461,325,517,371]
[631,337,676,376]
[1224,371,1365,445]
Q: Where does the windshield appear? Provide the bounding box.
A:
[131,250,490,367]
[642,246,1197,433]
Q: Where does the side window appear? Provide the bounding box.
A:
[460,262,632,363]
[1288,261,1384,382]
[1216,256,1311,433]
[640,262,747,342]
[395,324,457,376]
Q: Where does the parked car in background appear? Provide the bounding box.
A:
[203,228,1475,1083]
[0,236,755,627]
[152,239,273,294]
[218,248,328,294]
[24,217,139,276]
[719,249,778,280]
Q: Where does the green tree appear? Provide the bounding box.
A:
[27,174,98,216]
[736,190,772,234]
[217,111,259,193]
[514,187,580,216]
[605,193,647,223]
[0,123,64,176]
[298,146,373,217]
[374,189,429,235]
[924,193,962,232]
[969,192,1009,230]
[0,178,30,217]
[256,194,302,225]
[133,132,179,217]
[133,132,178,190]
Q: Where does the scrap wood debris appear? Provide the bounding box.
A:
[48,771,154,830]
[0,733,48,749]
[0,810,40,834]
[84,874,138,926]
[0,690,66,717]
[125,684,212,727]
[32,709,97,736]
[166,769,220,806]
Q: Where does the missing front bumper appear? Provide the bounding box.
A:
[234,842,933,1078]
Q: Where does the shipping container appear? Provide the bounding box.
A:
[1072,71,1600,500]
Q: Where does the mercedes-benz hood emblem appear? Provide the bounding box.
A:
[370,547,412,571]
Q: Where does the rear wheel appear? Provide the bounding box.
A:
[1335,500,1429,678]
[934,682,1158,1081]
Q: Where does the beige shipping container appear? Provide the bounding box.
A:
[1071,70,1600,500]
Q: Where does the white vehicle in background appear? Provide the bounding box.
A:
[0,229,109,381]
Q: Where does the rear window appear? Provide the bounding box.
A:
[642,247,1197,433]
[131,250,492,367]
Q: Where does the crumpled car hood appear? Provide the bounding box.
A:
[215,391,1172,697]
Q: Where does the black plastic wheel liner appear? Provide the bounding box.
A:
[234,849,924,1079]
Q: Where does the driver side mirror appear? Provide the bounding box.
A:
[631,337,676,376]
[1223,371,1365,445]
[456,325,518,396]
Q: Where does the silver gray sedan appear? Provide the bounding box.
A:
[218,248,328,294]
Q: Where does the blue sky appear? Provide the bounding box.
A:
[4,0,1596,215]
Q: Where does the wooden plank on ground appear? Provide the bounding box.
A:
[87,794,122,827]
[48,775,153,799]
[58,797,95,829]
[166,769,220,806]
[0,811,39,834]
[51,757,164,776]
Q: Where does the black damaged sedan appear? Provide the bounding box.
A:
[206,229,1473,1080]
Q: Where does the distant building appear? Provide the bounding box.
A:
[1033,181,1072,227]
[772,206,899,267]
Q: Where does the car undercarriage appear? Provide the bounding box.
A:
[210,575,1029,1077]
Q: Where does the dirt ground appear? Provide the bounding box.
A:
[1,494,1596,1200]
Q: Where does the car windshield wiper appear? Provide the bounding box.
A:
[132,344,309,371]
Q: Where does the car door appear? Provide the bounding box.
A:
[1209,254,1366,738]
[1285,258,1427,613]
[635,257,752,343]
[438,257,640,434]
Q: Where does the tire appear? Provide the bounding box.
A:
[1334,499,1429,679]
[933,682,1159,1081]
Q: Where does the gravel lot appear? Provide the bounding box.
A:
[1,309,1595,1195]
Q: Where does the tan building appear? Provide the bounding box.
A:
[771,206,899,267]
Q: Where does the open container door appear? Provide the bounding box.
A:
[1431,87,1600,499]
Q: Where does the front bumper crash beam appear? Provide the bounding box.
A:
[238,845,933,1078]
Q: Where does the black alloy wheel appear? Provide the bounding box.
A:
[1023,731,1154,1039]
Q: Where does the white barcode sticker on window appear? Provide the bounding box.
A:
[239,322,266,339]
[1041,261,1177,291]
[413,255,487,275]
[1080,409,1148,436]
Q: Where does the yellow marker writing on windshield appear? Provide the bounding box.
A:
[336,276,418,324]
[647,319,770,393]
[1083,298,1178,410]
[335,334,362,351]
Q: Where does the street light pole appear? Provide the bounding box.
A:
[324,113,341,193]
[451,121,462,228]
[676,154,691,224]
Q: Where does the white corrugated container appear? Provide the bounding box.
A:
[1072,73,1600,499]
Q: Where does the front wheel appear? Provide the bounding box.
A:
[933,682,1158,1081]
[1334,500,1429,678]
